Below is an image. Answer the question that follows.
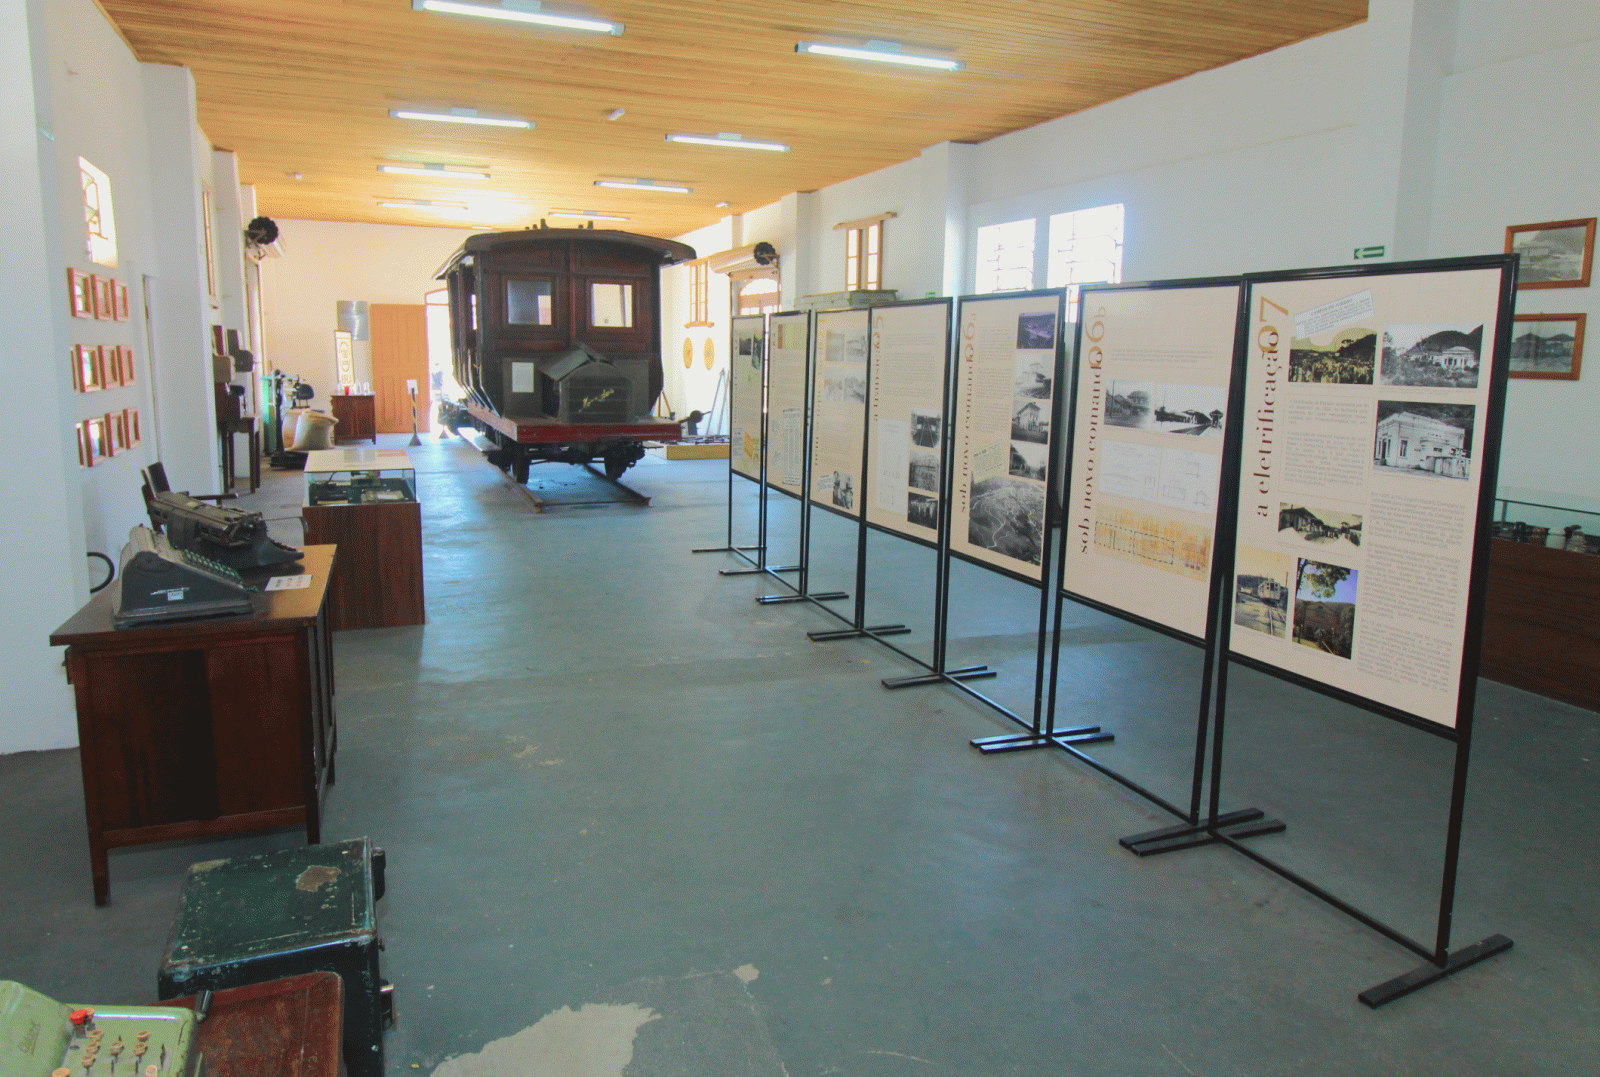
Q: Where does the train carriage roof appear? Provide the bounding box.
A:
[435,228,697,279]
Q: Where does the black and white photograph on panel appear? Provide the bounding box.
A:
[1016,310,1057,351]
[823,369,866,403]
[1292,558,1359,659]
[1373,400,1475,480]
[1149,384,1226,436]
[1104,380,1153,429]
[911,408,942,448]
[1379,323,1483,388]
[908,449,940,493]
[1288,324,1377,384]
[1013,352,1053,400]
[1234,545,1291,640]
[1277,502,1362,551]
[824,470,855,510]
[907,492,940,530]
[1011,397,1050,443]
[967,476,1046,567]
[1007,439,1048,480]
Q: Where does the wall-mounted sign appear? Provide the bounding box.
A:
[334,329,354,387]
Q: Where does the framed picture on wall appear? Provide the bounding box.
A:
[130,408,141,444]
[74,422,88,467]
[87,415,112,461]
[106,346,123,386]
[68,269,94,319]
[112,280,130,321]
[1506,218,1596,289]
[120,346,136,387]
[113,410,129,451]
[91,275,113,320]
[73,345,104,392]
[1510,312,1585,380]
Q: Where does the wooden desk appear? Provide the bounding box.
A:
[330,394,376,443]
[50,547,339,906]
[157,972,343,1077]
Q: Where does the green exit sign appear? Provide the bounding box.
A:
[1354,245,1386,260]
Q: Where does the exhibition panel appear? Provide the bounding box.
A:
[864,300,952,547]
[1061,283,1241,639]
[808,309,870,521]
[764,311,811,502]
[729,315,767,484]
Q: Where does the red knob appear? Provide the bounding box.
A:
[69,1008,94,1026]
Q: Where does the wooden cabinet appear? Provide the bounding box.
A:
[330,393,376,443]
[302,501,425,630]
[1481,538,1600,711]
[49,546,339,905]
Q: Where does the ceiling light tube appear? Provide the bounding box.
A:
[666,132,789,152]
[389,108,532,129]
[378,199,470,212]
[413,0,621,35]
[379,164,493,179]
[795,40,963,71]
[594,179,692,194]
[548,210,630,221]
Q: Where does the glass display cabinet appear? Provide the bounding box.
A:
[300,448,425,630]
[303,448,416,507]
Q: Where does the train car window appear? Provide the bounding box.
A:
[590,282,634,328]
[506,279,554,325]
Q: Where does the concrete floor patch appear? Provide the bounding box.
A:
[430,1002,658,1077]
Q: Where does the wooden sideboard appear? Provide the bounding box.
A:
[50,546,338,905]
[1480,538,1600,711]
[330,393,376,443]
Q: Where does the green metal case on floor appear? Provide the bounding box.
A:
[155,837,390,1077]
[0,980,200,1077]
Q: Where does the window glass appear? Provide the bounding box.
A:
[79,158,118,267]
[975,219,1035,293]
[506,279,554,325]
[1047,203,1124,319]
[590,282,633,327]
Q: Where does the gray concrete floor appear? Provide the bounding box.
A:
[4,435,1597,1075]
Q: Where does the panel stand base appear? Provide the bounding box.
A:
[758,591,849,605]
[970,725,1114,753]
[882,665,995,689]
[692,545,763,554]
[1358,934,1513,1008]
[1118,809,1286,856]
[807,623,910,642]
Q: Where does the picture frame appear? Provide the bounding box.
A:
[112,279,130,321]
[92,274,114,320]
[113,410,129,451]
[1510,312,1585,380]
[106,345,123,386]
[1506,217,1596,289]
[118,345,136,387]
[75,421,90,468]
[68,268,94,318]
[74,345,104,392]
[87,415,112,461]
[123,408,141,446]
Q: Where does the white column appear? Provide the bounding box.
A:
[915,141,977,297]
[0,0,86,751]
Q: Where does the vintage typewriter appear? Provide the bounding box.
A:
[112,527,255,628]
[146,491,301,575]
[0,980,203,1077]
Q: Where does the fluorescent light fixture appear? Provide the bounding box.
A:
[379,163,492,179]
[666,132,789,152]
[378,199,470,213]
[594,179,692,193]
[715,201,730,208]
[605,107,626,121]
[795,40,963,71]
[413,0,621,35]
[548,210,629,222]
[389,108,532,129]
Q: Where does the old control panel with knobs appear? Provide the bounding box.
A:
[0,982,201,1077]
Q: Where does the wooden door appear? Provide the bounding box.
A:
[370,304,429,433]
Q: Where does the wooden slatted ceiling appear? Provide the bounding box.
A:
[99,0,1366,239]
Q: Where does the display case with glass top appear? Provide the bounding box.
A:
[303,448,416,507]
[1492,486,1600,555]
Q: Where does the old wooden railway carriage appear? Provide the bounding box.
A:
[436,228,696,481]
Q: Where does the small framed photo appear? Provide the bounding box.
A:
[112,280,130,321]
[91,275,114,320]
[87,415,112,461]
[106,346,123,386]
[1511,313,1585,380]
[113,410,129,451]
[120,347,136,387]
[74,422,88,467]
[74,345,104,392]
[129,408,141,444]
[1506,218,1596,289]
[68,268,94,318]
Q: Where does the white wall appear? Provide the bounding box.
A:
[0,0,244,753]
[1431,31,1600,498]
[258,219,477,396]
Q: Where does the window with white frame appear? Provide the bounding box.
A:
[1047,203,1124,318]
[974,218,1035,293]
[79,157,118,267]
[736,275,779,316]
